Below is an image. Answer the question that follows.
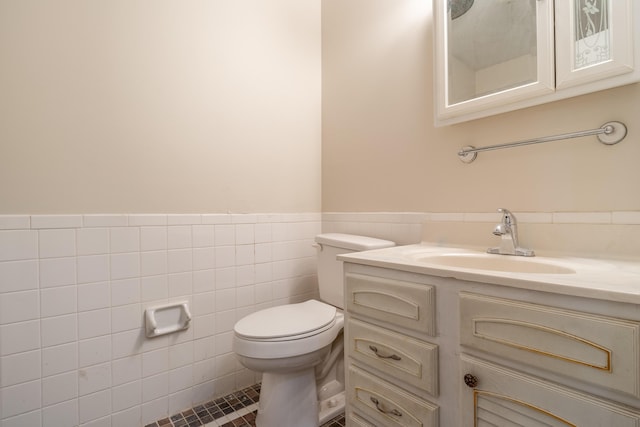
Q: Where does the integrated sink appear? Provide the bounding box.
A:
[414,253,577,274]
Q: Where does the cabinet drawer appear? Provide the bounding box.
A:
[346,273,435,335]
[460,355,640,427]
[348,318,438,396]
[348,364,439,427]
[460,292,640,398]
[347,412,375,427]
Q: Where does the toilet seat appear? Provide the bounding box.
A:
[234,300,337,341]
[233,300,344,360]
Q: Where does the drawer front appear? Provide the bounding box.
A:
[346,273,435,335]
[348,318,438,396]
[348,364,439,427]
[347,412,375,427]
[460,292,640,398]
[460,355,640,427]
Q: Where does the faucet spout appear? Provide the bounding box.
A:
[487,208,534,257]
[492,223,508,236]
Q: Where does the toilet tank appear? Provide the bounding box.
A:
[315,233,395,309]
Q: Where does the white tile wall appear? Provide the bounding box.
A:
[322,211,640,245]
[0,230,38,262]
[3,210,634,426]
[0,213,321,427]
[322,212,427,245]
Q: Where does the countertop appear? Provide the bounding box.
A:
[338,244,640,305]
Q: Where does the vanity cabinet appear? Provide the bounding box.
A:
[341,261,640,427]
[434,0,640,125]
[344,272,440,427]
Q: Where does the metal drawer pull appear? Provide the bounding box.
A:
[369,345,401,361]
[370,397,402,417]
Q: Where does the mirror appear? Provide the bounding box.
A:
[447,0,539,105]
[434,0,555,124]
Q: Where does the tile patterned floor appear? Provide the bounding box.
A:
[145,384,345,427]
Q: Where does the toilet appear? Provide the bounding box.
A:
[233,233,395,427]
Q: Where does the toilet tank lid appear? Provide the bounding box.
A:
[315,233,395,251]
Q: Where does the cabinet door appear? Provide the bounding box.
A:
[459,292,640,399]
[460,355,640,427]
[556,0,634,89]
[434,0,555,123]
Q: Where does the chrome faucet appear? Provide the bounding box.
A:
[487,208,534,257]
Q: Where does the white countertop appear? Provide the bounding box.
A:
[338,244,640,305]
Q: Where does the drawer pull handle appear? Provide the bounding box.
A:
[369,345,401,361]
[370,397,402,417]
[464,373,479,388]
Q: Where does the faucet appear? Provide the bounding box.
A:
[487,208,534,257]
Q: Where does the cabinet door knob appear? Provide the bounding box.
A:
[369,345,401,361]
[464,373,479,388]
[370,397,402,417]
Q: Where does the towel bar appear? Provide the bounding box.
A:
[458,121,627,163]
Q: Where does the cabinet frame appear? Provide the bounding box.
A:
[342,261,640,426]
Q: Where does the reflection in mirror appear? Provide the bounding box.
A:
[575,0,610,69]
[447,0,538,105]
[449,0,474,20]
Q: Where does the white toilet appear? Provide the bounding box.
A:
[233,233,395,427]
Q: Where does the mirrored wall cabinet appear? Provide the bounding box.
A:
[434,0,639,126]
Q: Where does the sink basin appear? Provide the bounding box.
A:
[414,253,576,274]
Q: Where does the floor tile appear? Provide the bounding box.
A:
[149,383,344,427]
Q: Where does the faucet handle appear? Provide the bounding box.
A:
[497,208,516,225]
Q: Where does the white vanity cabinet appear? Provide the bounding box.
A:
[341,260,640,427]
[344,271,440,427]
[434,0,640,125]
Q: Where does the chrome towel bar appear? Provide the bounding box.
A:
[458,121,627,163]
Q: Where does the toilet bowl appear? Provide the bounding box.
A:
[234,300,344,427]
[233,234,395,427]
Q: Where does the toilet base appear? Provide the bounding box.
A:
[318,390,345,425]
[256,368,319,427]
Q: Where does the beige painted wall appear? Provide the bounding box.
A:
[0,0,321,214]
[322,0,640,213]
